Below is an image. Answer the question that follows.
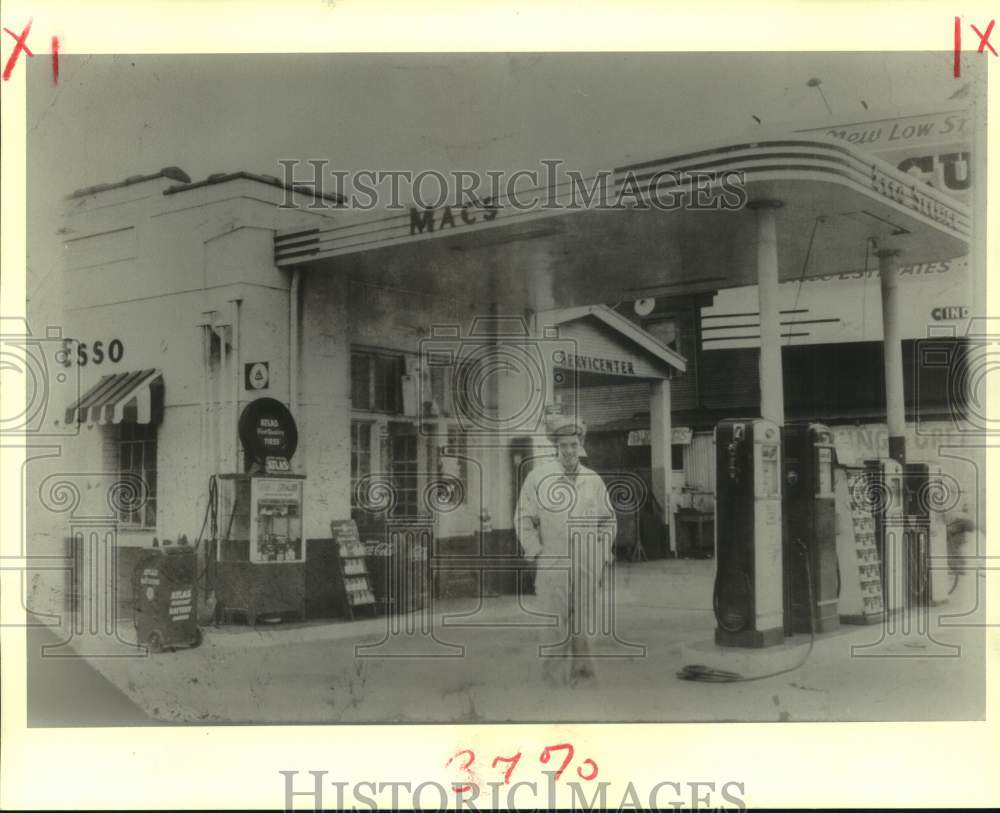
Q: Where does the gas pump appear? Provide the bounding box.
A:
[903,462,951,606]
[865,458,906,617]
[782,423,839,634]
[713,418,783,647]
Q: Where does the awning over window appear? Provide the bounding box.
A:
[65,369,164,425]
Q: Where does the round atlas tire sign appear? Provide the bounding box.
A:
[238,397,298,464]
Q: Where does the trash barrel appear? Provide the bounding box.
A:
[132,545,202,652]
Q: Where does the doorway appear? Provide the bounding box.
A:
[388,422,420,518]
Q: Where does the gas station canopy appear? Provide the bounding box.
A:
[274,136,970,307]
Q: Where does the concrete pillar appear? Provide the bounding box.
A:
[490,360,532,529]
[486,251,558,531]
[526,252,558,460]
[750,201,785,427]
[877,248,906,463]
[527,259,557,315]
[299,274,352,537]
[649,379,675,556]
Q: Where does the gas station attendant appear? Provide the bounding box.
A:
[516,415,618,687]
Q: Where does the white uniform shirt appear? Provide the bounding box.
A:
[515,459,617,567]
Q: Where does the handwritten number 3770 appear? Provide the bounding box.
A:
[446,743,598,792]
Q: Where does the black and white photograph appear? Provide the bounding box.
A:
[1,2,997,809]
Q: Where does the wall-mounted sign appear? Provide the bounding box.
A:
[673,427,693,445]
[238,397,298,466]
[626,427,693,446]
[627,429,649,447]
[409,203,498,236]
[59,338,125,367]
[265,456,290,473]
[245,361,270,390]
[795,109,972,205]
[868,166,959,230]
[931,305,970,320]
[552,350,637,376]
[701,256,972,351]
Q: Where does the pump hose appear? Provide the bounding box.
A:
[192,475,220,593]
[678,539,816,683]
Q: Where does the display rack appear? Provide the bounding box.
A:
[331,519,376,620]
[839,468,885,624]
[213,473,306,625]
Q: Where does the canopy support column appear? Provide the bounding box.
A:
[649,378,675,556]
[751,200,786,427]
[877,247,907,463]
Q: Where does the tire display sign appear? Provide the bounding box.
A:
[238,397,298,465]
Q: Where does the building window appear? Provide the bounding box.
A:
[352,349,404,413]
[374,354,403,412]
[351,353,372,411]
[350,421,373,507]
[427,354,453,417]
[671,443,685,472]
[440,424,468,505]
[446,424,468,478]
[116,423,157,528]
[389,428,419,517]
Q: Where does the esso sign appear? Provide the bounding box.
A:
[60,338,125,366]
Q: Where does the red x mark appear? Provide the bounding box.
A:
[971,20,997,56]
[2,19,33,81]
[954,17,997,77]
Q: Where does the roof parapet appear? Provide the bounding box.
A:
[66,166,191,200]
[65,166,343,207]
[163,170,345,206]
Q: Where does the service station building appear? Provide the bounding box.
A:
[27,117,976,647]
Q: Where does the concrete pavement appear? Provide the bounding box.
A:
[29,559,987,725]
[25,619,153,727]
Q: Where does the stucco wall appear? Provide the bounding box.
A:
[28,177,331,574]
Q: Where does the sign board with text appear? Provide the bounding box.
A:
[705,107,974,351]
[238,397,298,466]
